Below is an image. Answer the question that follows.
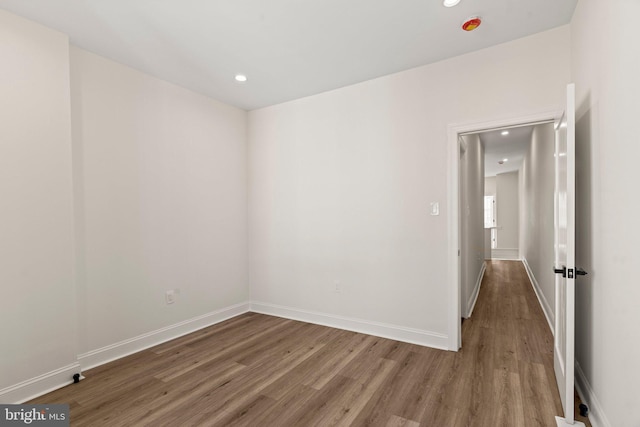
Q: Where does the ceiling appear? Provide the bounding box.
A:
[480,125,534,177]
[0,0,577,110]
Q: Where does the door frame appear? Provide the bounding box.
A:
[446,108,562,350]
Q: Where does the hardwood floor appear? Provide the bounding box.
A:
[30,260,590,426]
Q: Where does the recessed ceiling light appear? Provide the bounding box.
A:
[443,0,461,7]
[235,74,247,83]
[501,130,509,136]
[502,158,509,162]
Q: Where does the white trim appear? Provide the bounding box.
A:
[555,416,585,427]
[575,361,610,427]
[449,110,562,136]
[0,362,81,404]
[465,262,486,318]
[448,109,562,352]
[78,302,251,371]
[522,258,554,333]
[3,300,451,404]
[447,123,462,351]
[490,248,520,260]
[251,301,449,350]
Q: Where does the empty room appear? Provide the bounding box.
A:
[1,0,638,426]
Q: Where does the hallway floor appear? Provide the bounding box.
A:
[460,260,590,426]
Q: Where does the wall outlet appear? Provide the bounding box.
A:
[165,290,176,305]
[430,202,440,216]
[334,280,342,293]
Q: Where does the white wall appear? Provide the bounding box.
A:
[0,5,583,405]
[495,171,519,250]
[1,8,250,399]
[571,0,640,426]
[249,26,571,346]
[0,10,77,401]
[484,176,497,197]
[460,135,485,317]
[519,123,555,327]
[70,48,249,359]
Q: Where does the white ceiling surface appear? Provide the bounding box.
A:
[481,125,533,177]
[0,0,577,110]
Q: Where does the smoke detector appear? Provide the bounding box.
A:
[462,16,482,31]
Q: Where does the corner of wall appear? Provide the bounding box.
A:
[575,362,611,427]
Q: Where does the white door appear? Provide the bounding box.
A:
[553,83,585,427]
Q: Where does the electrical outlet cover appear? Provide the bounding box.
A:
[165,290,175,304]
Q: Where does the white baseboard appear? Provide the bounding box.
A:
[0,362,81,404]
[491,248,519,260]
[575,361,611,427]
[465,262,486,318]
[521,258,554,333]
[3,300,451,404]
[250,301,449,350]
[78,302,251,371]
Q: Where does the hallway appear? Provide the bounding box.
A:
[454,260,590,426]
[455,260,561,425]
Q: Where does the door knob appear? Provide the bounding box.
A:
[553,266,566,277]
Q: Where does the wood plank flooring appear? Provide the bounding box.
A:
[29,260,590,426]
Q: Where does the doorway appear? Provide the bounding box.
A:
[446,110,561,350]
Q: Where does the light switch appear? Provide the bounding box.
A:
[430,202,440,216]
